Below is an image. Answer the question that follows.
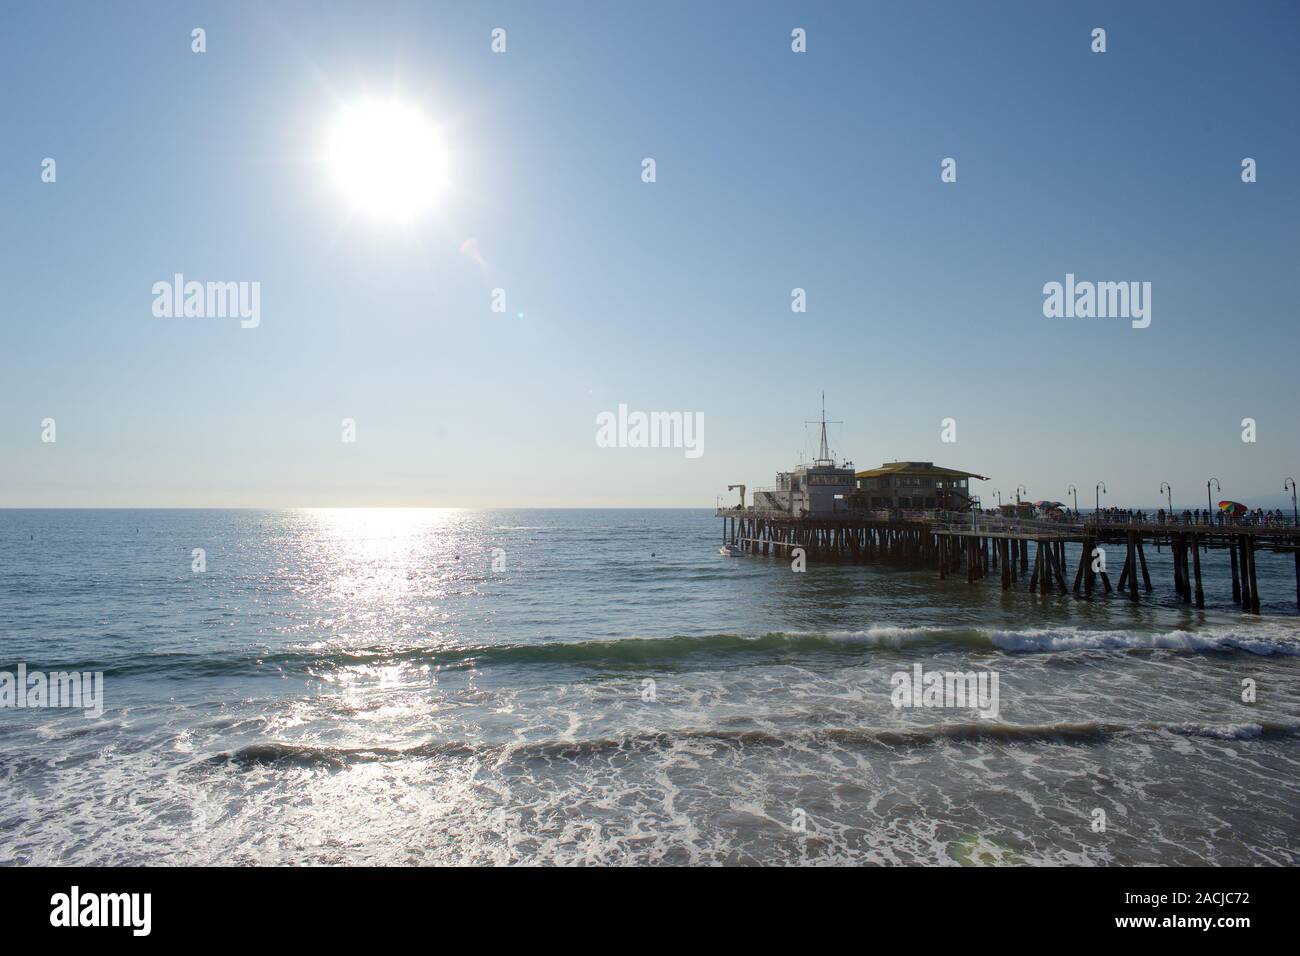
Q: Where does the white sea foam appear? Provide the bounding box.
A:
[986,625,1300,657]
[1168,722,1269,740]
[782,623,1300,657]
[812,626,941,645]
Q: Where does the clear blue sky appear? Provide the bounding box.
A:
[2,1,1297,508]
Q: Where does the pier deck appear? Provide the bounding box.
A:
[716,508,1300,614]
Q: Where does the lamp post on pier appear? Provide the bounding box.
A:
[1068,484,1078,515]
[1095,481,1106,523]
[1160,482,1172,516]
[1207,478,1220,526]
[1016,485,1026,511]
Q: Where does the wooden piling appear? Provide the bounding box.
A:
[1238,538,1252,611]
[1127,532,1139,602]
[1229,543,1241,605]
[1180,538,1190,598]
[1242,541,1253,616]
[1191,534,1204,608]
[1137,540,1152,592]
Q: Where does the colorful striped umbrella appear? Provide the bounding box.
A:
[1218,500,1247,516]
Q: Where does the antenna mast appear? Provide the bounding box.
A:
[805,392,842,466]
[815,392,827,462]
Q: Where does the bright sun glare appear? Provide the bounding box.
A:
[326,99,446,222]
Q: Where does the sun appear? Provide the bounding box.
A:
[325,99,446,222]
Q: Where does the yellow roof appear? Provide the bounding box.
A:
[854,461,988,481]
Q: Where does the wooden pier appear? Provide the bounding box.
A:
[716,509,1300,615]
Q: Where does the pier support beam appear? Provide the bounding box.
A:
[1180,535,1190,600]
[1230,543,1241,605]
[1043,539,1066,593]
[1127,532,1139,602]
[1238,538,1252,612]
[1246,542,1260,614]
[1191,534,1204,608]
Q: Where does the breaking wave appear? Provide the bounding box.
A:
[42,623,1300,679]
[215,718,1300,769]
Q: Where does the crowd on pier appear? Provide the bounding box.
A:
[971,506,1297,527]
[1079,507,1294,527]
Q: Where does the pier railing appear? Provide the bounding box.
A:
[717,503,1300,531]
[932,515,1081,536]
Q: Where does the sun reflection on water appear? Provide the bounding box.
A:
[276,508,490,696]
[298,507,466,598]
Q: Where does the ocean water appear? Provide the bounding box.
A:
[1,508,1298,866]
